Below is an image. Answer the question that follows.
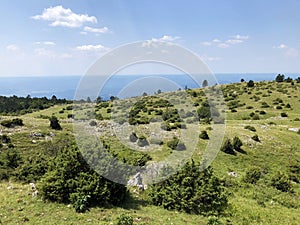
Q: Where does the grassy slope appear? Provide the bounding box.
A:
[0,80,300,224]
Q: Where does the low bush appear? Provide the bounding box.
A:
[244,125,256,132]
[271,172,293,192]
[199,130,209,140]
[251,134,260,142]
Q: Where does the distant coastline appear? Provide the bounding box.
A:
[0,73,298,100]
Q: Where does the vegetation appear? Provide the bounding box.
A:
[1,76,300,224]
[149,161,228,215]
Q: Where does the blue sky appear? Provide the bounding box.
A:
[1,0,300,76]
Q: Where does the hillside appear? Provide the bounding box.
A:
[0,78,299,225]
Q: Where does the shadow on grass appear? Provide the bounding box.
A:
[235,148,247,154]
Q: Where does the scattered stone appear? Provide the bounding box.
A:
[228,171,238,177]
[7,186,13,190]
[29,183,38,198]
[288,128,299,133]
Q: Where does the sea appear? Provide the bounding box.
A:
[0,73,298,100]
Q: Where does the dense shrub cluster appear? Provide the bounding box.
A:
[38,143,127,209]
[0,95,68,115]
[149,161,228,215]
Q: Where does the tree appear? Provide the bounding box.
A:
[96,96,102,103]
[202,79,208,88]
[49,116,62,130]
[241,78,245,82]
[86,97,92,103]
[247,80,255,87]
[275,74,285,82]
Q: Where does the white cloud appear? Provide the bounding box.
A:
[201,41,212,46]
[34,48,56,57]
[76,44,109,52]
[6,44,19,51]
[217,43,230,48]
[32,5,97,28]
[35,41,56,46]
[83,26,109,34]
[274,44,288,49]
[226,39,243,45]
[159,35,180,42]
[141,35,179,48]
[212,39,221,43]
[200,55,221,62]
[202,34,249,48]
[230,35,249,40]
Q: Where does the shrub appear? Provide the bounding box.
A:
[259,110,266,115]
[281,112,288,117]
[276,105,282,109]
[251,134,260,142]
[221,139,235,155]
[232,136,243,150]
[1,120,13,128]
[12,118,23,126]
[49,116,62,130]
[38,144,127,208]
[244,125,256,132]
[247,80,255,87]
[243,167,262,184]
[199,130,209,140]
[137,136,149,147]
[129,132,138,142]
[116,214,133,225]
[5,149,21,169]
[71,194,90,213]
[167,137,179,150]
[252,114,260,120]
[89,120,97,126]
[271,172,293,192]
[149,161,228,215]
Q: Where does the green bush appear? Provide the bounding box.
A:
[271,172,293,192]
[167,137,179,150]
[49,116,62,130]
[199,130,209,140]
[220,139,235,155]
[243,167,262,184]
[244,125,256,132]
[1,120,13,128]
[71,194,90,213]
[116,214,133,225]
[281,112,288,117]
[38,144,127,208]
[251,134,260,142]
[149,161,228,215]
[89,120,97,126]
[232,136,243,150]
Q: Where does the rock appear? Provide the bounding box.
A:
[288,128,299,133]
[228,171,238,177]
[7,186,13,190]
